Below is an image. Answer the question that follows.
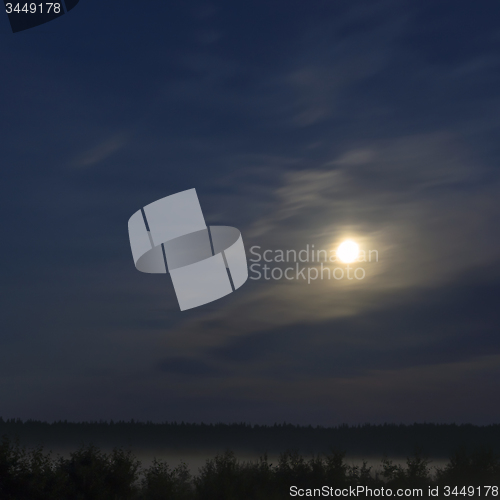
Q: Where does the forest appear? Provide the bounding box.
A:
[1,419,499,457]
[0,436,499,499]
[1,420,500,498]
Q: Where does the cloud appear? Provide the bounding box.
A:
[145,129,500,390]
[248,132,500,289]
[72,134,127,168]
[1,0,500,424]
[158,357,223,377]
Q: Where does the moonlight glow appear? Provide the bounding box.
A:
[337,240,360,263]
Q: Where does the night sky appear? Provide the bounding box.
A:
[1,0,500,425]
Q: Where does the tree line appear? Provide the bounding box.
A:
[1,419,499,457]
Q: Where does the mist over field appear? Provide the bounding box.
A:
[1,423,499,498]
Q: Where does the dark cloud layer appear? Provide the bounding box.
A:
[1,0,499,425]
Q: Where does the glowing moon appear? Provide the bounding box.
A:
[337,240,359,263]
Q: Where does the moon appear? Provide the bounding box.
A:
[337,240,359,263]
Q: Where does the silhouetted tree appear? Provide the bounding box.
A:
[436,447,500,486]
[1,434,499,499]
[141,459,192,500]
[58,444,140,500]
